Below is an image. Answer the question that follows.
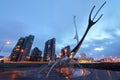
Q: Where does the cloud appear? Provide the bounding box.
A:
[78,28,120,58]
[94,47,104,51]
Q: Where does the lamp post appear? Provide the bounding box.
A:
[0,41,10,63]
[0,41,10,53]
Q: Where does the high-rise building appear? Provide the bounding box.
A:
[43,38,56,61]
[20,35,34,61]
[10,35,34,61]
[60,45,71,57]
[10,37,25,61]
[30,47,42,61]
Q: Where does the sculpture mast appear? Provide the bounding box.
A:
[68,1,106,59]
[73,16,79,44]
[44,2,106,77]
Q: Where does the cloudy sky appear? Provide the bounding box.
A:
[0,0,120,59]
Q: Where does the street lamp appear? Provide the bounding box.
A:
[0,41,11,63]
[0,41,10,53]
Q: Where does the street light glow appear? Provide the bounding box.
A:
[5,41,11,45]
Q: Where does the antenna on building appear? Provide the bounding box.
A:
[73,16,79,44]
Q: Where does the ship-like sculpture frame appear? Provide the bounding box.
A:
[39,1,106,78]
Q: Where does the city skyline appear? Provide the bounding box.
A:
[0,0,120,58]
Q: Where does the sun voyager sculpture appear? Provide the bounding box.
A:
[39,1,106,79]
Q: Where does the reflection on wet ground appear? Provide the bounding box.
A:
[55,67,90,79]
[0,67,120,80]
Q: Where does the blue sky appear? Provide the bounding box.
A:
[0,0,120,59]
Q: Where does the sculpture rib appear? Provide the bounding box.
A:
[45,1,106,78]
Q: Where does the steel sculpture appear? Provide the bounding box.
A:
[73,16,79,44]
[40,1,106,78]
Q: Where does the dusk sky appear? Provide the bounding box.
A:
[0,0,120,59]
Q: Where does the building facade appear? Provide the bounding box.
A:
[30,47,42,61]
[60,45,71,58]
[10,35,34,61]
[43,38,56,61]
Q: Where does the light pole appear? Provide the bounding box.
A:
[0,41,10,54]
[0,41,10,63]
